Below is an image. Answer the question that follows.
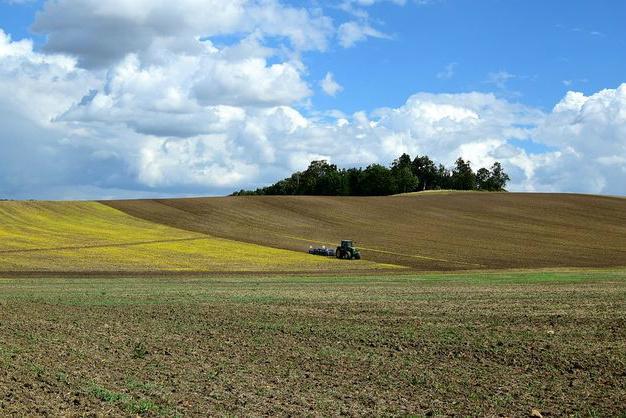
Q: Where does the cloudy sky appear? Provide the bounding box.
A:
[0,0,625,199]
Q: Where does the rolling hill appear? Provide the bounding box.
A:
[103,192,626,271]
[0,201,392,274]
[1,192,624,275]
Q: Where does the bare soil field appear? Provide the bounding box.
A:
[105,192,626,271]
[0,270,624,416]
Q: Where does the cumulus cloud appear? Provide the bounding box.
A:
[532,85,626,194]
[1,0,626,199]
[320,72,343,96]
[32,0,333,68]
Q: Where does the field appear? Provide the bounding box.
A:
[0,201,393,274]
[104,192,626,271]
[1,270,625,416]
[2,193,625,275]
[2,193,625,416]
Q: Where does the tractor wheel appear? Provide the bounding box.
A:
[354,253,361,260]
[335,250,342,259]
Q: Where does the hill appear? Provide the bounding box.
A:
[104,192,626,271]
[0,201,392,275]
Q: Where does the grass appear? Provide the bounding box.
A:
[0,201,393,273]
[0,269,624,416]
[87,383,163,414]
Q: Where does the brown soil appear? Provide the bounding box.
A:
[1,273,624,417]
[104,192,626,271]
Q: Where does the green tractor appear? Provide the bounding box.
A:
[335,240,361,260]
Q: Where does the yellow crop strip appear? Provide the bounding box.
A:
[0,201,396,272]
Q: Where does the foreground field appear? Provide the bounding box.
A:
[0,201,392,274]
[1,270,624,416]
[105,192,626,270]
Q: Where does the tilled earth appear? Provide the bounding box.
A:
[104,193,626,270]
[0,271,625,416]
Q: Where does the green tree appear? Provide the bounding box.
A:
[394,166,418,194]
[345,167,364,195]
[361,164,397,195]
[232,153,511,196]
[392,153,418,193]
[296,160,341,195]
[486,162,510,191]
[392,153,413,171]
[411,155,438,190]
[451,158,476,190]
[476,167,491,191]
[434,164,452,189]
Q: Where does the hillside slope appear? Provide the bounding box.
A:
[104,193,626,270]
[0,201,390,274]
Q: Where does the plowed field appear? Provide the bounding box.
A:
[1,271,624,416]
[105,192,626,271]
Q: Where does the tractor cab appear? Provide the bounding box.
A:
[336,240,361,260]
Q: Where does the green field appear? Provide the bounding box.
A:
[1,270,624,416]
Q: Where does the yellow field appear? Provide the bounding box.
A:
[0,201,394,273]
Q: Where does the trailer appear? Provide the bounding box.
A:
[308,246,335,256]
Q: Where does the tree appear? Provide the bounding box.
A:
[451,158,476,190]
[361,164,397,195]
[392,153,418,193]
[476,167,491,191]
[411,155,438,190]
[434,164,452,189]
[392,153,413,172]
[294,160,342,195]
[232,153,510,196]
[394,166,419,194]
[345,167,364,195]
[486,162,510,191]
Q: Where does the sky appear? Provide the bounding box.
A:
[0,0,625,199]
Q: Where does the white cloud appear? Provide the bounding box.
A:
[437,62,457,80]
[486,70,516,89]
[320,72,343,96]
[1,6,626,199]
[532,85,626,194]
[193,56,310,107]
[32,0,334,68]
[337,21,390,48]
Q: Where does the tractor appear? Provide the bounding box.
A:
[335,240,361,260]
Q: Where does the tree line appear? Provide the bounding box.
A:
[232,153,510,196]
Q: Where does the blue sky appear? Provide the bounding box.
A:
[4,0,624,112]
[312,0,626,112]
[0,0,625,198]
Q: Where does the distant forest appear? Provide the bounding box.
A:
[232,153,510,196]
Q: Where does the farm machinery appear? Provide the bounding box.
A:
[308,240,361,260]
[335,240,361,260]
[308,246,335,257]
